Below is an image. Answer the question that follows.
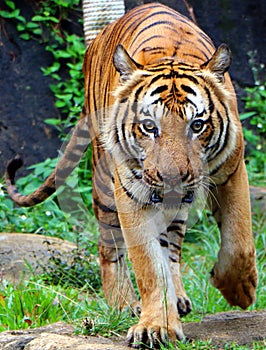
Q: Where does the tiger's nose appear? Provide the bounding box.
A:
[161,170,189,187]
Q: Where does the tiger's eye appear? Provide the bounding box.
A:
[143,119,156,130]
[191,119,204,133]
[142,119,158,137]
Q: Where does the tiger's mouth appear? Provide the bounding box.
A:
[151,190,194,206]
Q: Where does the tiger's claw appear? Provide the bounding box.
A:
[127,320,184,348]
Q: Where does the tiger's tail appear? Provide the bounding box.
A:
[5,117,90,207]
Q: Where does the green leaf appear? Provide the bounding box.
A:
[45,118,62,126]
[32,15,59,23]
[0,9,19,18]
[240,112,256,121]
[6,0,15,10]
[19,33,31,40]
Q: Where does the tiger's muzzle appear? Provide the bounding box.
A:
[151,188,195,206]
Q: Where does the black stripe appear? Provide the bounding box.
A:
[98,221,121,230]
[198,30,214,47]
[81,105,87,115]
[160,238,169,247]
[128,8,182,46]
[134,85,144,103]
[31,197,42,205]
[198,38,214,57]
[56,167,73,179]
[116,171,143,204]
[167,226,185,238]
[205,111,223,157]
[42,186,55,196]
[183,51,209,62]
[131,168,142,180]
[94,175,112,195]
[208,103,230,163]
[205,87,215,114]
[162,73,199,85]
[93,198,116,213]
[76,129,89,139]
[147,74,164,86]
[181,84,196,95]
[172,219,186,225]
[150,85,168,96]
[132,35,165,56]
[186,97,197,109]
[22,201,32,207]
[74,143,88,153]
[65,151,81,163]
[219,156,242,186]
[120,180,135,200]
[170,242,181,250]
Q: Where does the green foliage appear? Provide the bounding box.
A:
[37,238,101,290]
[80,299,136,337]
[0,279,89,331]
[159,340,266,350]
[240,52,266,186]
[0,0,85,136]
[42,32,85,135]
[0,178,72,240]
[0,1,26,27]
[183,210,266,320]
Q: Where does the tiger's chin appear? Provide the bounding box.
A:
[150,190,195,207]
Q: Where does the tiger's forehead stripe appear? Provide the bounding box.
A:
[126,6,214,64]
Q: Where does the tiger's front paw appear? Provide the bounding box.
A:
[127,317,184,348]
[210,252,258,309]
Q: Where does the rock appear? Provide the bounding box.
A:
[0,322,129,350]
[0,312,265,349]
[0,233,77,282]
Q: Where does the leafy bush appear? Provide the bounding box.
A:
[0,0,85,136]
[240,52,266,186]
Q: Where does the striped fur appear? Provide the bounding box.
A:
[5,3,257,347]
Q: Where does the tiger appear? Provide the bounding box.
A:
[5,3,258,348]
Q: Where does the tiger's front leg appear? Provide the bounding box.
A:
[127,241,184,347]
[167,208,192,317]
[115,186,184,347]
[210,160,258,308]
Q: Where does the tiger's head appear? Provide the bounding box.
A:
[102,44,237,207]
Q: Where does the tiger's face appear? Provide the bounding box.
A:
[103,44,233,207]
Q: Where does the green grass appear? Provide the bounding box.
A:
[182,211,266,320]
[0,206,265,349]
[0,279,89,331]
[159,340,266,350]
[0,173,265,348]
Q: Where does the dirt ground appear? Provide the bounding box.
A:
[0,311,265,349]
[183,310,266,348]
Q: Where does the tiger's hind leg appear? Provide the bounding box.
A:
[98,223,140,313]
[209,161,258,309]
[166,208,192,317]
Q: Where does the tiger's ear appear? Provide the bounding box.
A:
[201,44,232,82]
[113,44,143,82]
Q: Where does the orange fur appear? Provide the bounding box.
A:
[5,3,257,347]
